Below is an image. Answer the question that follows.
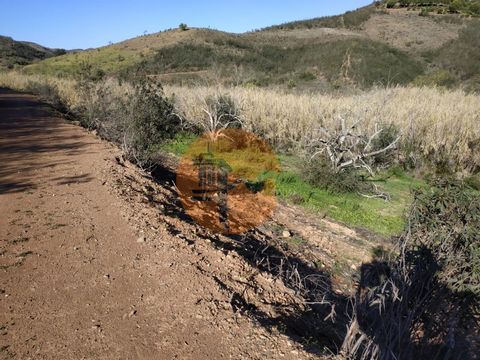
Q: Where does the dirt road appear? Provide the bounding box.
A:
[0,89,328,359]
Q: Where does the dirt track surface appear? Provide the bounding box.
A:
[0,89,381,359]
[0,89,330,359]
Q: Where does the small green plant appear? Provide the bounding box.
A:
[125,78,182,165]
[179,23,188,31]
[385,0,397,9]
[412,69,455,88]
[298,71,316,81]
[371,123,401,166]
[419,8,430,16]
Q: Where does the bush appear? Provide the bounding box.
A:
[125,79,182,165]
[465,174,480,190]
[297,71,316,81]
[408,179,480,295]
[205,94,241,129]
[73,75,181,166]
[385,0,397,9]
[343,178,480,359]
[24,80,65,111]
[412,69,456,88]
[419,7,430,16]
[432,19,480,90]
[301,156,373,194]
[371,123,400,167]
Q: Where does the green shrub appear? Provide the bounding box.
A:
[301,156,373,194]
[72,75,181,166]
[205,94,241,129]
[419,8,430,16]
[75,67,109,128]
[344,178,480,359]
[409,179,480,295]
[469,1,480,15]
[371,123,400,166]
[426,20,480,91]
[412,69,455,88]
[297,71,316,81]
[126,79,182,165]
[385,0,397,9]
[465,174,480,190]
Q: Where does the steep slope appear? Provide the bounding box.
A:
[0,35,65,69]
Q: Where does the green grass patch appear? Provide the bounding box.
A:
[24,46,140,77]
[160,132,198,155]
[162,136,423,236]
[263,163,425,236]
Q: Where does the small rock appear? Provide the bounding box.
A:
[282,230,291,238]
[136,236,146,243]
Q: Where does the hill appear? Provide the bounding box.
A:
[0,35,66,69]
[19,3,480,91]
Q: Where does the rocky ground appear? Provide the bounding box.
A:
[0,89,378,359]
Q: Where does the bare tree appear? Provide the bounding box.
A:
[198,93,244,141]
[305,117,401,176]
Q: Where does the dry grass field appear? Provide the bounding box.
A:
[2,71,478,174]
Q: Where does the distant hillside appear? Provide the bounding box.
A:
[0,36,66,69]
[22,28,201,76]
[20,4,480,91]
[265,0,480,31]
[121,30,423,89]
[263,4,379,31]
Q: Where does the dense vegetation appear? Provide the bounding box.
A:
[0,35,65,69]
[424,19,480,91]
[344,179,480,359]
[123,37,422,88]
[389,0,480,15]
[263,4,378,30]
